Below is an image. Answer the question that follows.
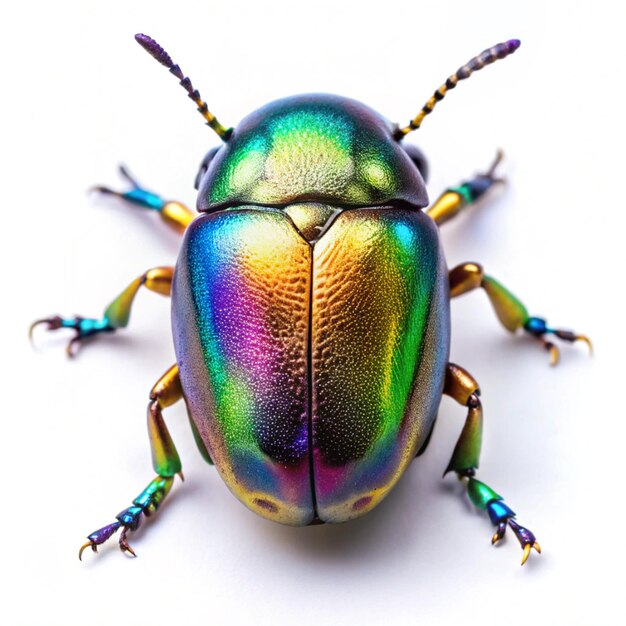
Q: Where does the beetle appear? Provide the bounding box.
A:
[31,34,591,565]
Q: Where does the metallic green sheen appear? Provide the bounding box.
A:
[448,185,473,205]
[311,208,450,522]
[468,477,502,509]
[444,403,482,475]
[132,476,174,512]
[197,94,428,210]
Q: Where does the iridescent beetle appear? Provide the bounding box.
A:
[32,35,591,565]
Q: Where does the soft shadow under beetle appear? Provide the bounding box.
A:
[31,34,591,565]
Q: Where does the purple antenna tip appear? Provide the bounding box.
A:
[508,39,521,51]
[135,33,173,68]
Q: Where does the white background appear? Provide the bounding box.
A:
[2,1,624,624]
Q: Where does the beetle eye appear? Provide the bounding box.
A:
[403,144,429,183]
[194,147,219,190]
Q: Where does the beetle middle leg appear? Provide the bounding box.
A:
[449,262,591,364]
[30,266,173,356]
[443,363,541,565]
[79,364,184,560]
[93,165,195,234]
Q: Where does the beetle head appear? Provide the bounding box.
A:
[196,94,429,211]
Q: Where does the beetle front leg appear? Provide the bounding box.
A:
[449,262,592,365]
[30,266,173,356]
[426,150,504,226]
[442,363,541,565]
[93,165,195,233]
[79,365,184,560]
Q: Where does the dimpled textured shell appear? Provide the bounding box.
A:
[197,94,428,210]
[172,204,450,525]
[311,207,449,522]
[172,208,314,525]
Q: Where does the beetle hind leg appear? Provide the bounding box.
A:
[79,365,184,559]
[30,266,173,356]
[442,363,540,565]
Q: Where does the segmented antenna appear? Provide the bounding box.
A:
[135,33,232,141]
[394,39,521,140]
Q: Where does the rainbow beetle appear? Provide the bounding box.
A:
[31,34,591,565]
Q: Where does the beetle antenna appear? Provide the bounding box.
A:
[135,33,232,141]
[394,39,521,140]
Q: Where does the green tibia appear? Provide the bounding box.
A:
[148,401,182,478]
[481,275,529,332]
[467,477,502,509]
[444,401,483,475]
[104,276,145,328]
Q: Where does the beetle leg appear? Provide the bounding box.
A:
[79,365,184,560]
[148,364,184,480]
[426,150,505,226]
[449,262,592,365]
[442,364,482,477]
[30,266,173,357]
[92,165,195,233]
[78,475,176,560]
[443,363,541,565]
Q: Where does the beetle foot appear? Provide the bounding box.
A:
[460,149,506,202]
[29,315,114,357]
[464,477,541,565]
[78,520,141,560]
[79,507,143,561]
[78,521,122,560]
[118,527,138,557]
[78,476,175,561]
[91,165,165,211]
[484,148,505,180]
[507,518,541,566]
[486,499,540,565]
[523,316,592,366]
